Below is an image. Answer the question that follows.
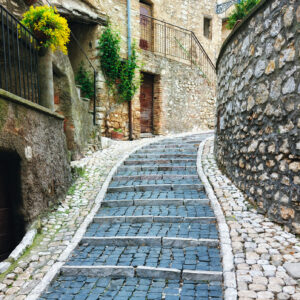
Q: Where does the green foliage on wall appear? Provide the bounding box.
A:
[227,0,261,29]
[75,64,94,99]
[98,23,140,103]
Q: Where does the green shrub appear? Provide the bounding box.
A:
[75,64,94,99]
[227,0,261,29]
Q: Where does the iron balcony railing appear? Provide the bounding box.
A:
[140,14,216,83]
[0,4,40,103]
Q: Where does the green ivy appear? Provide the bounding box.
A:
[227,0,261,29]
[75,64,94,99]
[98,23,140,102]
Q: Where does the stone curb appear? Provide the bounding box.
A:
[93,215,216,224]
[197,136,237,300]
[81,236,219,248]
[0,227,37,274]
[101,199,210,207]
[61,266,135,278]
[182,270,223,281]
[26,138,164,300]
[135,266,181,279]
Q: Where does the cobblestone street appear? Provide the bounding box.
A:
[0,133,299,300]
[40,134,223,300]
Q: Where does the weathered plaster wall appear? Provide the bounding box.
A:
[0,90,71,222]
[215,0,300,233]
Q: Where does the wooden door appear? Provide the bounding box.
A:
[140,2,152,50]
[140,73,154,133]
[0,161,12,261]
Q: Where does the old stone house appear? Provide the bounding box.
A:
[0,0,232,261]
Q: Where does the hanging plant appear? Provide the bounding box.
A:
[21,5,70,54]
[98,23,140,103]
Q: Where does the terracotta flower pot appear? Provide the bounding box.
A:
[111,131,124,140]
[24,0,38,5]
[34,30,49,43]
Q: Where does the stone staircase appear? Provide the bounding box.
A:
[41,134,223,299]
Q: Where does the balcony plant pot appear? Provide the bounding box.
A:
[24,0,38,5]
[34,30,49,44]
[111,131,124,140]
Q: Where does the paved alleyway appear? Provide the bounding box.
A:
[41,134,223,299]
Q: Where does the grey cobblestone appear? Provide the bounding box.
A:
[85,222,218,239]
[66,245,222,271]
[96,205,214,217]
[40,276,223,300]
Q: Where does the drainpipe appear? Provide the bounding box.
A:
[127,0,133,140]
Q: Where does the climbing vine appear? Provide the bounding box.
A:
[75,63,94,99]
[98,23,140,103]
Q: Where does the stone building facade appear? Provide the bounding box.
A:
[93,0,225,138]
[215,0,300,233]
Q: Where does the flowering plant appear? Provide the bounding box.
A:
[21,5,70,54]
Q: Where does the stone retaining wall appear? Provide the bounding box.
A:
[0,90,71,222]
[215,0,300,233]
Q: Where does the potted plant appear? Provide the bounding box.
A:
[21,5,70,54]
[111,128,124,140]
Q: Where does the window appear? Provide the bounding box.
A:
[140,1,153,50]
[204,17,212,39]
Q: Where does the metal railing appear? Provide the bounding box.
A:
[0,4,40,103]
[140,14,216,83]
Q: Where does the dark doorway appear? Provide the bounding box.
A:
[0,152,24,262]
[140,73,154,133]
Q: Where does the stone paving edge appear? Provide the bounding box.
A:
[197,136,237,300]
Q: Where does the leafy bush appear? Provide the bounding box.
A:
[98,23,140,103]
[75,64,94,99]
[227,0,261,29]
[98,24,121,90]
[21,5,70,54]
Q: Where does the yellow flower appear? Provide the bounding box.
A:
[21,5,70,54]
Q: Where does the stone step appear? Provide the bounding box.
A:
[93,216,216,224]
[86,221,218,240]
[41,275,223,299]
[81,236,219,247]
[107,183,204,193]
[104,189,207,201]
[96,204,214,218]
[141,144,197,150]
[60,266,222,281]
[65,244,222,276]
[124,158,196,165]
[129,153,197,159]
[117,165,197,172]
[136,148,197,153]
[101,199,210,207]
[115,170,198,177]
[112,174,199,181]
